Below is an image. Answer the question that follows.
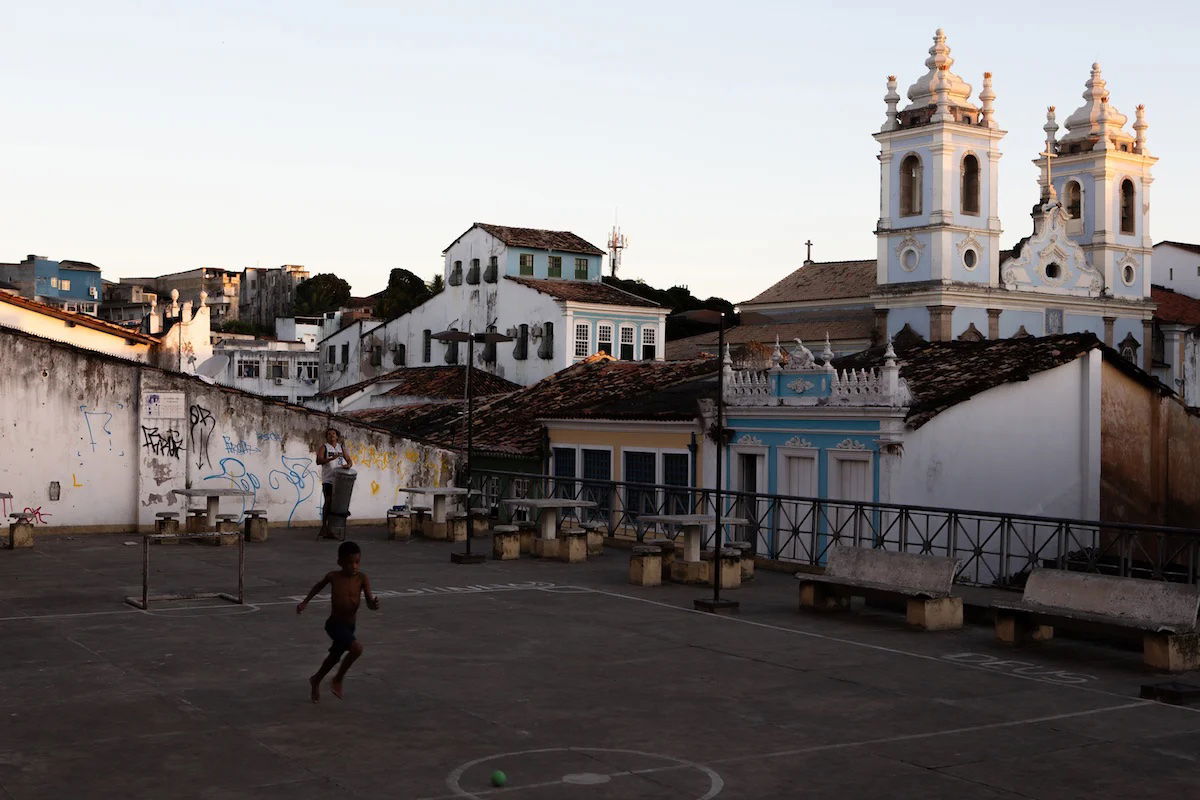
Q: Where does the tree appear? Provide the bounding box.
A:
[428,273,445,295]
[293,273,351,315]
[602,276,736,340]
[374,268,432,319]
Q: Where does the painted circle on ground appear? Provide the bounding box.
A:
[444,746,724,799]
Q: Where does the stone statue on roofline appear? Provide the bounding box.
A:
[791,339,816,369]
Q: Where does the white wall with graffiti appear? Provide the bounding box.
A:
[0,327,457,532]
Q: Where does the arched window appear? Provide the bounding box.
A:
[1065,181,1082,220]
[961,154,980,215]
[1120,179,1136,234]
[899,155,922,217]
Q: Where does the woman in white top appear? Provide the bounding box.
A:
[316,428,353,539]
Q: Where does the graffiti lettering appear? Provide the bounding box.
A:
[141,426,183,459]
[79,406,113,453]
[204,458,260,519]
[256,432,282,443]
[268,455,320,526]
[188,404,216,469]
[941,652,1096,685]
[22,506,52,525]
[222,436,260,455]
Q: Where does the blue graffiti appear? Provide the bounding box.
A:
[203,457,261,520]
[79,405,113,453]
[256,432,282,443]
[222,436,260,455]
[268,455,320,526]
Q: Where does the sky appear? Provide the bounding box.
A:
[2,1,1197,303]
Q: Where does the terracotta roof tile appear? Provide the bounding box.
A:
[0,292,159,344]
[665,313,875,360]
[350,357,715,457]
[834,333,1162,429]
[1152,285,1200,326]
[1156,240,1200,256]
[317,366,521,401]
[741,259,876,305]
[447,223,605,256]
[506,277,662,308]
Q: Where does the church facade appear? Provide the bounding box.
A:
[739,30,1159,372]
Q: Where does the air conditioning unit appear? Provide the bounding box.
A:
[273,377,283,385]
[505,327,518,338]
[530,325,544,338]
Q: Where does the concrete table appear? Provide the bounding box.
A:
[171,488,254,529]
[638,514,749,563]
[502,498,597,540]
[399,487,476,525]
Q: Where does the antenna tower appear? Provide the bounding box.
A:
[607,225,628,278]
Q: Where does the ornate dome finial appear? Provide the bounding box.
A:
[979,71,996,127]
[904,29,975,113]
[1134,103,1148,153]
[882,74,901,131]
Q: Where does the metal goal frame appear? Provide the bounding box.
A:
[124,531,245,610]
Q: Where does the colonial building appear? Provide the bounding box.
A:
[122,268,242,324]
[318,223,667,395]
[728,31,1160,374]
[240,264,310,328]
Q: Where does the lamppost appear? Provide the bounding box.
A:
[672,308,771,613]
[433,325,513,565]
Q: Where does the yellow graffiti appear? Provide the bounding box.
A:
[404,449,418,462]
[72,473,84,487]
[370,480,380,495]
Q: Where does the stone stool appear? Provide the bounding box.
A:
[7,512,34,549]
[210,514,240,546]
[243,509,269,543]
[727,540,754,581]
[154,511,180,536]
[647,538,676,581]
[470,512,490,538]
[446,511,468,542]
[516,520,537,554]
[629,545,662,586]
[185,508,208,534]
[492,525,520,560]
[559,528,588,564]
[387,508,411,541]
[532,535,560,559]
[581,521,606,556]
[411,506,432,537]
[701,548,742,590]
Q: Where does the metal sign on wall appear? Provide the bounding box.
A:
[143,391,186,419]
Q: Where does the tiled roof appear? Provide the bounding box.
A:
[349,356,716,457]
[1155,240,1200,256]
[447,223,605,256]
[317,366,521,401]
[1152,285,1200,327]
[665,312,876,360]
[741,259,876,305]
[834,333,1164,429]
[58,260,101,271]
[506,277,663,308]
[0,291,159,344]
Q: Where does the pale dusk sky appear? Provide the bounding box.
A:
[2,1,1196,302]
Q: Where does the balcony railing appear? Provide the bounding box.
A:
[469,469,1200,588]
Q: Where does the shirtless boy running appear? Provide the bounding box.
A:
[297,541,380,701]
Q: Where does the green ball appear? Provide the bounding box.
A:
[490,770,507,787]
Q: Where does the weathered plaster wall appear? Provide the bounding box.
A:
[0,330,456,532]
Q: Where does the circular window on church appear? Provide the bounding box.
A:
[963,249,978,270]
[1122,264,1136,286]
[901,248,919,271]
[1044,262,1062,281]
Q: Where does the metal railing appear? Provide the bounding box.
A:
[470,469,1200,587]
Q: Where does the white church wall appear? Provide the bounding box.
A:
[1153,244,1200,297]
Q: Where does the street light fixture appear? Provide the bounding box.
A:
[672,308,773,613]
[432,326,514,565]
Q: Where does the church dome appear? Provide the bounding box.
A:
[1061,63,1133,145]
[904,29,977,111]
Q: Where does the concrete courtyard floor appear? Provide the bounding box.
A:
[3,528,1200,799]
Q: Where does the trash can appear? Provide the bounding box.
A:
[328,468,357,519]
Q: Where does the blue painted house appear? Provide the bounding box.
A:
[0,254,102,315]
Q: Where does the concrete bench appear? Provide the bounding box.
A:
[558,528,587,564]
[993,569,1200,672]
[386,508,412,541]
[797,547,963,631]
[727,540,754,581]
[243,509,269,543]
[7,513,34,549]
[516,520,537,555]
[701,548,742,590]
[185,508,208,534]
[580,521,606,555]
[629,545,662,586]
[492,525,520,560]
[647,538,676,582]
